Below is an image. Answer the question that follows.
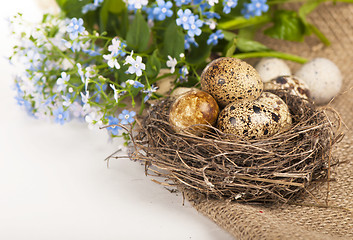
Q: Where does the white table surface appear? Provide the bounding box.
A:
[0,1,234,239]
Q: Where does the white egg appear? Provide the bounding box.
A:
[295,58,342,105]
[255,58,291,83]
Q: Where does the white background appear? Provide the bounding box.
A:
[0,1,234,239]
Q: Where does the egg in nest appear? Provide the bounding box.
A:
[217,92,292,139]
[169,89,219,134]
[200,57,263,108]
[264,75,311,100]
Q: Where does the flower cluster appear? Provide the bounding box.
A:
[9,0,333,142]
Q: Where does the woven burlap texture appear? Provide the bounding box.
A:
[187,3,353,240]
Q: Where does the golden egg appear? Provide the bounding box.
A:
[169,89,220,134]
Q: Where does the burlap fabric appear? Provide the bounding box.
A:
[186,2,353,240]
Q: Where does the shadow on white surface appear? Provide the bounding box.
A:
[0,1,234,239]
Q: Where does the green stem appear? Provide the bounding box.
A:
[218,15,271,30]
[232,51,308,64]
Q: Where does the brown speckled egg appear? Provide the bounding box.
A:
[169,89,220,134]
[217,92,292,139]
[264,75,311,99]
[200,57,263,108]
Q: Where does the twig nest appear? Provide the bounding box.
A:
[169,89,219,134]
[264,75,311,100]
[295,58,342,105]
[255,58,291,83]
[132,91,341,203]
[217,92,292,139]
[200,57,263,108]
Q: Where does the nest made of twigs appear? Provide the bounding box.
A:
[130,90,343,203]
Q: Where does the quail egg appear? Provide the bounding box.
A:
[255,58,292,83]
[264,75,311,99]
[217,92,292,139]
[169,89,220,134]
[295,58,342,105]
[200,57,263,108]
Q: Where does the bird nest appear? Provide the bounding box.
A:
[129,90,343,203]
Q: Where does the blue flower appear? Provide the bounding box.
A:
[184,35,199,50]
[142,85,158,102]
[82,4,98,14]
[203,11,221,19]
[126,79,145,88]
[82,0,104,14]
[53,107,70,125]
[223,0,238,14]
[178,66,189,83]
[107,116,122,135]
[175,0,192,7]
[176,9,193,30]
[207,30,224,45]
[66,18,85,40]
[152,0,173,21]
[241,0,269,19]
[83,47,101,56]
[118,110,136,125]
[186,15,203,37]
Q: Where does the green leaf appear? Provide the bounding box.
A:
[264,10,306,42]
[162,21,185,59]
[186,33,212,65]
[55,0,67,8]
[298,0,330,45]
[236,37,270,52]
[224,38,237,57]
[126,12,150,52]
[146,50,161,79]
[218,15,271,30]
[57,0,91,18]
[108,0,126,14]
[99,0,110,31]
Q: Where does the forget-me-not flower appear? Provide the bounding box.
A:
[108,38,125,57]
[207,0,219,6]
[53,107,70,125]
[175,0,192,7]
[223,0,238,14]
[124,52,146,77]
[107,116,122,136]
[176,9,193,30]
[127,0,148,10]
[118,110,136,125]
[66,18,85,40]
[207,30,224,45]
[241,0,269,19]
[184,35,199,50]
[153,0,173,21]
[166,55,177,73]
[186,15,203,37]
[103,54,121,69]
[109,84,120,103]
[56,72,70,92]
[126,79,145,88]
[142,85,158,102]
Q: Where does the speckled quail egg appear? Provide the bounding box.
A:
[200,57,263,108]
[295,58,342,105]
[255,58,292,83]
[217,92,292,139]
[169,89,220,134]
[264,75,311,99]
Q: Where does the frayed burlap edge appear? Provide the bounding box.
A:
[185,2,353,240]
